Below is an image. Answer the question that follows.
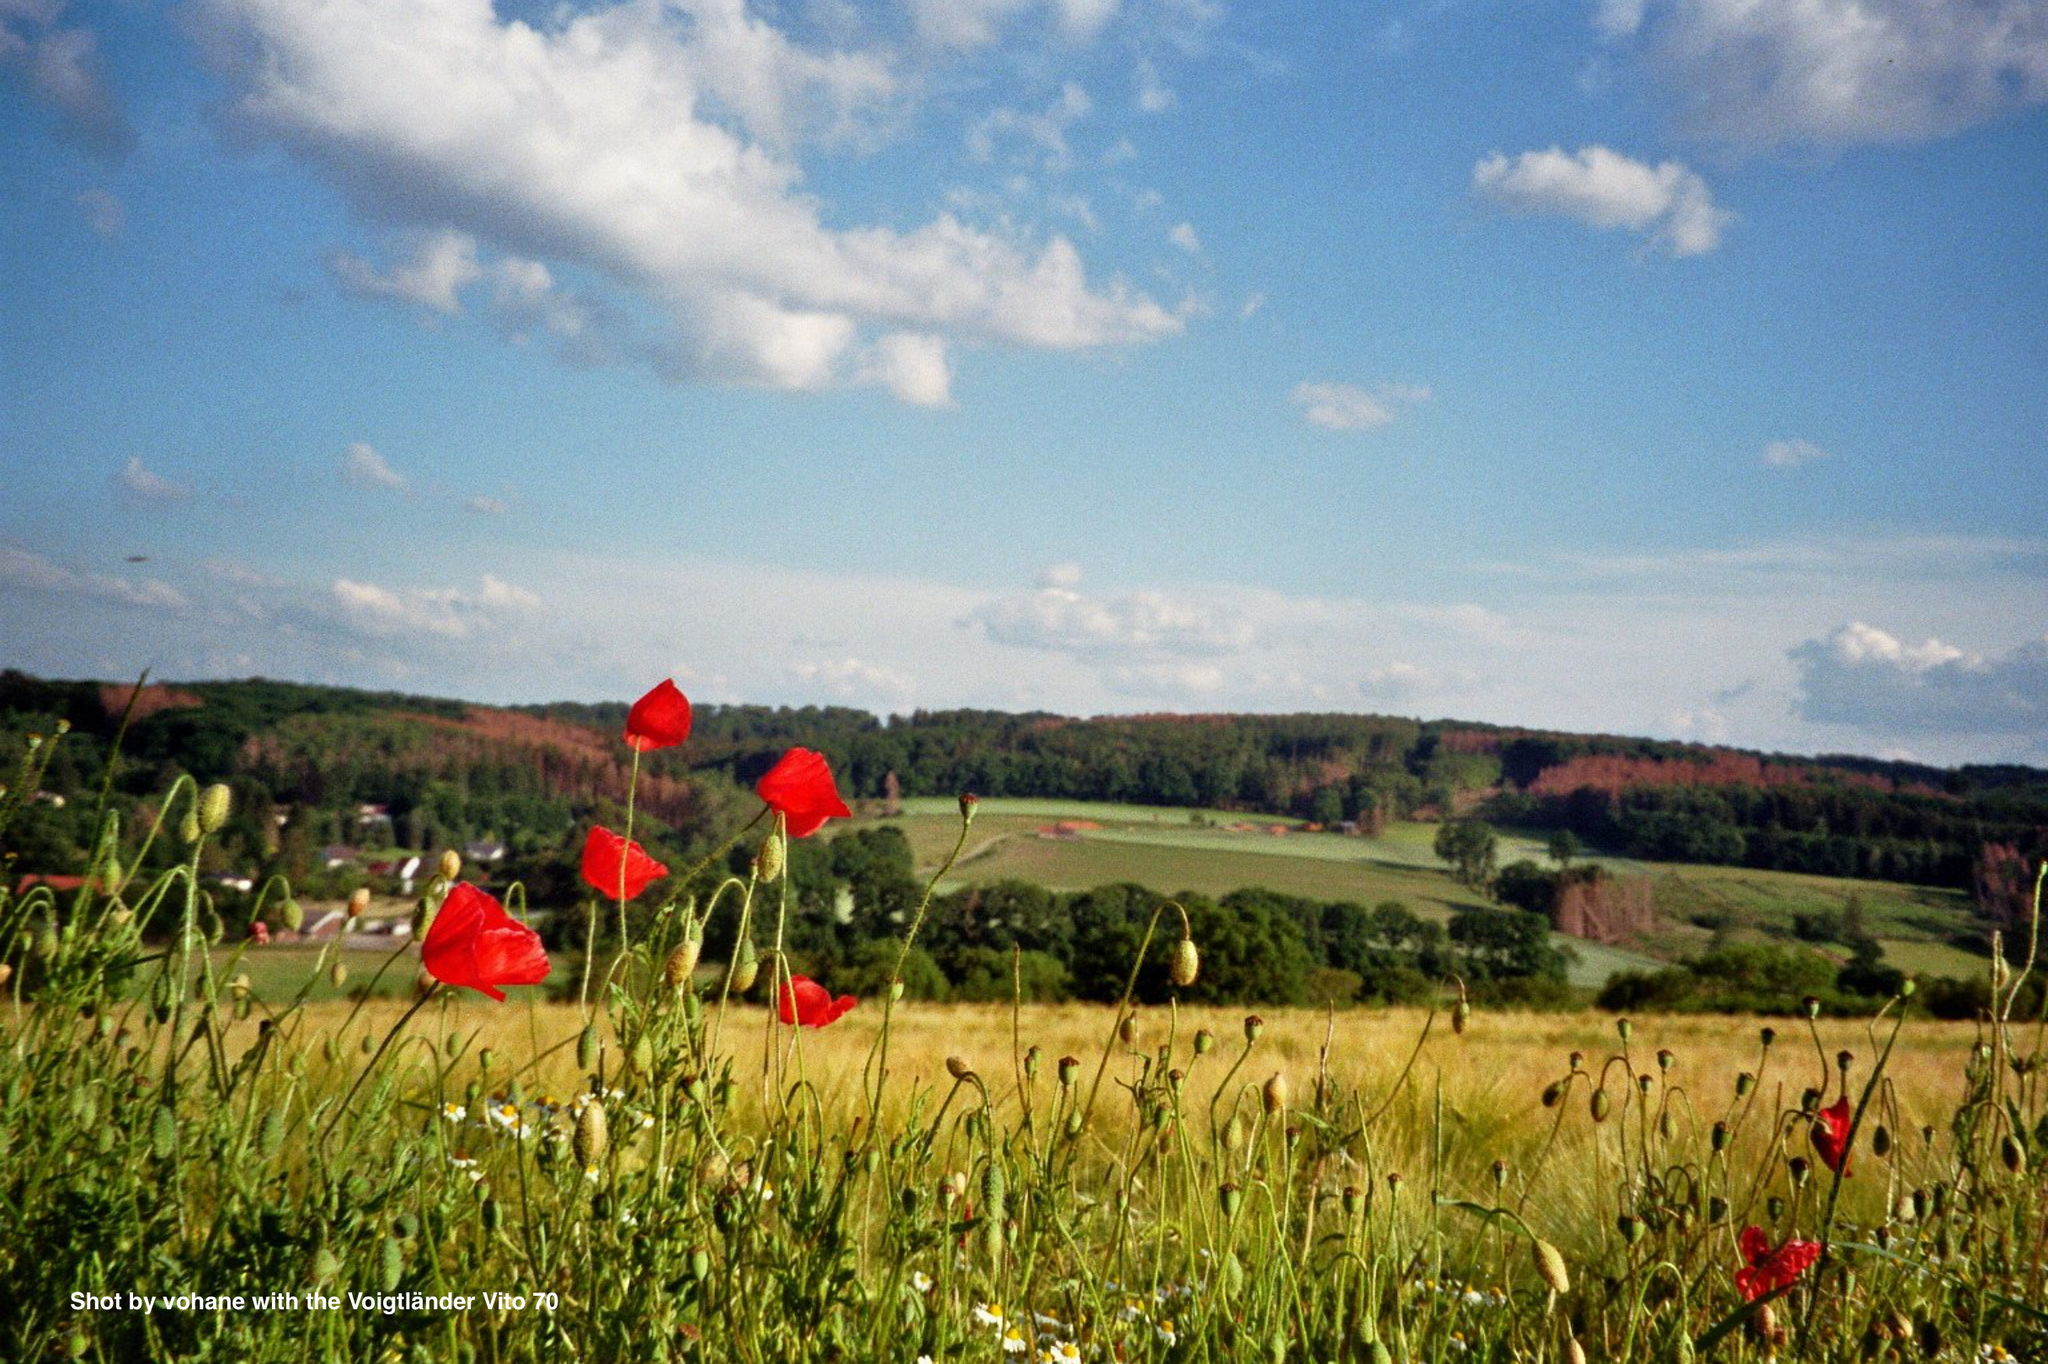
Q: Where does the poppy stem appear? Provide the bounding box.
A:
[322,983,440,1143]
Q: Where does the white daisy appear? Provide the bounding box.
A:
[910,1271,933,1293]
[1001,1327,1028,1354]
[973,1303,1007,1328]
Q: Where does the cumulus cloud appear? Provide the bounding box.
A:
[906,0,1118,51]
[1291,381,1430,431]
[967,82,1093,169]
[1134,55,1174,111]
[0,545,187,610]
[1763,438,1830,468]
[856,332,954,407]
[196,0,1176,400]
[975,584,1254,657]
[1614,0,2048,149]
[1167,222,1201,254]
[1472,145,1731,256]
[1791,621,2048,735]
[0,1,134,159]
[117,457,189,502]
[792,656,918,702]
[330,574,540,639]
[342,442,407,491]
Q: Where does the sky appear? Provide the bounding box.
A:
[2,0,2045,768]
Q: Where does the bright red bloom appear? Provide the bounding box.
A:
[580,826,669,901]
[778,975,857,1028]
[1810,1096,1853,1175]
[248,921,270,946]
[422,882,551,1002]
[1734,1225,1821,1302]
[756,747,852,838]
[624,679,692,752]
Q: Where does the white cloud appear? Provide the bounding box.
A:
[1790,621,2048,735]
[117,456,189,502]
[0,1,133,159]
[1239,291,1266,319]
[329,574,540,639]
[342,442,407,491]
[1105,661,1226,697]
[857,332,954,407]
[1291,380,1430,431]
[1134,55,1174,111]
[905,0,1117,51]
[792,656,918,703]
[975,584,1254,657]
[1037,562,1084,589]
[77,187,121,238]
[332,230,482,315]
[463,495,511,516]
[199,0,1176,400]
[1594,0,1649,37]
[1472,145,1732,257]
[1167,222,1201,254]
[1618,0,2048,149]
[0,546,188,610]
[1763,438,1830,468]
[967,82,1093,169]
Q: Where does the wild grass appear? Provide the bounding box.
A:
[2,744,2043,1363]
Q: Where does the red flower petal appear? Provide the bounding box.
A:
[779,974,858,1027]
[580,826,670,901]
[624,679,692,752]
[422,882,551,1001]
[1810,1095,1853,1175]
[1734,1225,1821,1302]
[756,747,852,838]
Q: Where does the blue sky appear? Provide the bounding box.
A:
[3,0,2045,766]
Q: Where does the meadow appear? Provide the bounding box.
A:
[2,729,2042,1363]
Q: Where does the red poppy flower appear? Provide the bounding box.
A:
[421,882,551,1002]
[778,975,857,1028]
[580,826,669,901]
[624,679,692,752]
[1810,1096,1853,1175]
[249,921,270,946]
[756,747,852,838]
[1734,1225,1820,1302]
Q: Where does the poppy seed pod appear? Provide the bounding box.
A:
[1736,1071,1755,1097]
[1342,1185,1361,1216]
[1532,1239,1571,1295]
[198,783,232,834]
[1244,1014,1265,1043]
[1262,1072,1288,1115]
[439,849,462,883]
[1057,1054,1080,1086]
[574,1100,608,1168]
[348,887,370,918]
[1616,1017,1633,1043]
[727,940,759,995]
[1194,1028,1216,1056]
[665,935,701,989]
[755,831,784,883]
[1452,998,1471,1035]
[1169,934,1200,989]
[1024,1045,1041,1079]
[958,792,979,823]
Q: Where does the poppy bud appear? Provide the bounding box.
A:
[348,888,370,918]
[1568,1050,1584,1071]
[478,1048,496,1072]
[665,936,701,989]
[727,941,759,995]
[755,831,784,884]
[1617,1212,1643,1243]
[1788,1156,1810,1187]
[1170,934,1200,988]
[0,964,14,990]
[1262,1073,1288,1116]
[980,1163,1007,1223]
[1803,996,1821,1020]
[1836,1049,1853,1074]
[1065,1110,1083,1138]
[575,1100,608,1168]
[1024,1045,1041,1079]
[1493,1159,1509,1187]
[1452,998,1471,1035]
[282,899,304,932]
[1532,1238,1571,1294]
[2001,1134,2025,1175]
[1657,1048,1675,1071]
[1245,1014,1265,1043]
[1708,1195,1728,1223]
[1342,1185,1361,1216]
[946,1056,975,1082]
[1194,1028,1216,1056]
[630,1034,654,1076]
[1541,1081,1564,1107]
[1119,1013,1140,1047]
[1899,977,1916,998]
[1224,1114,1246,1151]
[1872,1124,1891,1158]
[1567,1338,1588,1364]
[888,977,905,1001]
[1767,1196,1785,1221]
[1711,1121,1729,1152]
[198,783,232,834]
[1736,1071,1754,1097]
[1219,1182,1243,1218]
[328,962,347,989]
[578,1026,600,1072]
[689,1246,711,1282]
[179,811,201,845]
[1760,1027,1776,1048]
[1590,1089,1611,1122]
[1658,1110,1677,1142]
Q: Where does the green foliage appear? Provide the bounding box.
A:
[1433,819,1499,889]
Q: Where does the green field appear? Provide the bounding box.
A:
[876,798,1989,984]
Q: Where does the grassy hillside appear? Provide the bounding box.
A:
[877,797,1989,985]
